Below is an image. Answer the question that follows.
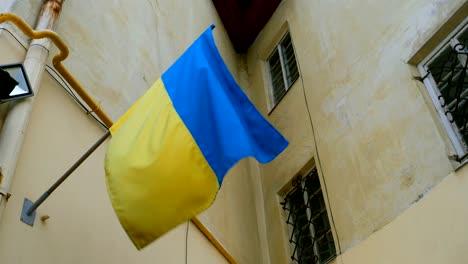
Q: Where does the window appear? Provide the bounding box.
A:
[267,32,299,107]
[281,169,336,264]
[418,19,468,160]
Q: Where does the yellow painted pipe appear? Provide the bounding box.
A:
[0,13,113,127]
[192,217,237,263]
[0,12,237,263]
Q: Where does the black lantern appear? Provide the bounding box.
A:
[0,63,33,103]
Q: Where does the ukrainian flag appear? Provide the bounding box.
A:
[104,25,288,249]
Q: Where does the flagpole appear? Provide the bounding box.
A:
[20,130,111,226]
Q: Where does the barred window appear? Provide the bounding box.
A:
[281,169,336,264]
[418,19,468,160]
[267,32,299,107]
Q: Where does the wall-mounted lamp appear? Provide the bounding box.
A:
[0,63,33,103]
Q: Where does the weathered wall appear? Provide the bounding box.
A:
[0,73,229,264]
[0,0,16,14]
[11,0,241,121]
[0,1,263,263]
[245,0,467,262]
[334,166,468,264]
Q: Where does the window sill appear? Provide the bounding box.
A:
[268,78,298,115]
[322,255,338,264]
[454,156,468,171]
[268,92,287,115]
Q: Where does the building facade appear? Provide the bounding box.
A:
[0,0,467,263]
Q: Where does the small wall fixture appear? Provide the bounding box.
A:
[0,63,33,103]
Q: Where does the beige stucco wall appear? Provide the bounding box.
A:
[277,160,468,264]
[10,0,241,121]
[0,0,16,14]
[245,0,468,263]
[336,165,468,264]
[0,1,264,263]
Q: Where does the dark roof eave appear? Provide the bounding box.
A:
[212,0,282,53]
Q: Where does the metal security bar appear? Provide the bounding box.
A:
[427,43,468,147]
[268,46,286,103]
[418,21,468,159]
[280,33,299,88]
[281,169,336,264]
[267,31,299,106]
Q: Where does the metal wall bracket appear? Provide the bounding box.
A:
[20,198,36,226]
[412,71,431,83]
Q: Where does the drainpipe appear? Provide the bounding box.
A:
[0,0,64,220]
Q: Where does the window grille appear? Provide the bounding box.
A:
[418,20,468,160]
[267,32,299,106]
[281,169,336,264]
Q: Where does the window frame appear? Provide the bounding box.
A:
[266,31,299,111]
[417,17,468,159]
[280,168,337,264]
